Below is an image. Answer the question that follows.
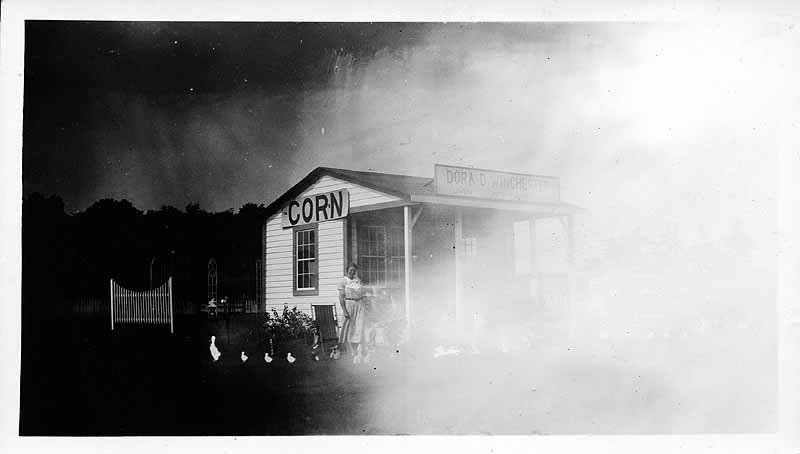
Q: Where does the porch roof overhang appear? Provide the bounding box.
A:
[264,166,583,219]
[409,194,583,216]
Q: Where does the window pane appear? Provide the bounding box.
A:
[357,225,397,286]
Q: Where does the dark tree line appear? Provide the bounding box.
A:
[22,193,268,311]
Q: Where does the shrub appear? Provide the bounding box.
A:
[262,305,314,342]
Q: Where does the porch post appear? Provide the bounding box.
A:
[403,205,412,339]
[454,208,464,328]
[349,217,358,267]
[110,279,114,331]
[529,218,539,306]
[565,214,576,338]
[566,214,575,266]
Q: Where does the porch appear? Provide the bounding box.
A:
[344,200,581,345]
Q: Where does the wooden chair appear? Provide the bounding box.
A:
[312,304,339,353]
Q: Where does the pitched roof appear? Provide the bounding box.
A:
[321,167,435,197]
[264,167,434,217]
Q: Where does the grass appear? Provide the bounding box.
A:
[19,311,776,435]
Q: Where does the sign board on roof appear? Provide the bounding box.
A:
[434,164,560,203]
[282,189,350,228]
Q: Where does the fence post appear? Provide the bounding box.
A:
[168,277,174,334]
[110,279,114,331]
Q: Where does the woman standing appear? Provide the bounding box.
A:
[337,263,367,359]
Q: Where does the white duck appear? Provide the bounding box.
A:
[264,352,273,363]
[209,336,221,362]
[241,351,248,363]
[287,352,296,364]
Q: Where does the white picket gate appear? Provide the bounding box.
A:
[110,277,174,333]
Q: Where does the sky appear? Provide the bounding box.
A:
[22,21,796,265]
[23,22,444,212]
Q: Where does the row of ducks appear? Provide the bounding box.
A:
[209,335,298,364]
[210,336,405,365]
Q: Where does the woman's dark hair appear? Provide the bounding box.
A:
[346,262,359,271]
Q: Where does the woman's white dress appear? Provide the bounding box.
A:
[338,276,366,344]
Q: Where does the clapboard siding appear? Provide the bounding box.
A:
[264,302,339,320]
[265,303,315,318]
[266,240,293,249]
[301,175,401,208]
[265,266,293,274]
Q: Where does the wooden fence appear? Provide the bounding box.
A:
[71,296,262,317]
[202,297,262,314]
[72,297,109,316]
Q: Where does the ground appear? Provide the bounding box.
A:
[19,312,776,435]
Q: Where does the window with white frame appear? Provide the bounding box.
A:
[294,226,318,295]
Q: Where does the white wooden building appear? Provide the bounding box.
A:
[262,165,581,341]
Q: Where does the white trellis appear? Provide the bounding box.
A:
[207,258,218,307]
[110,277,173,333]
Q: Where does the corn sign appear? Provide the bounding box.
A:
[281,189,350,228]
